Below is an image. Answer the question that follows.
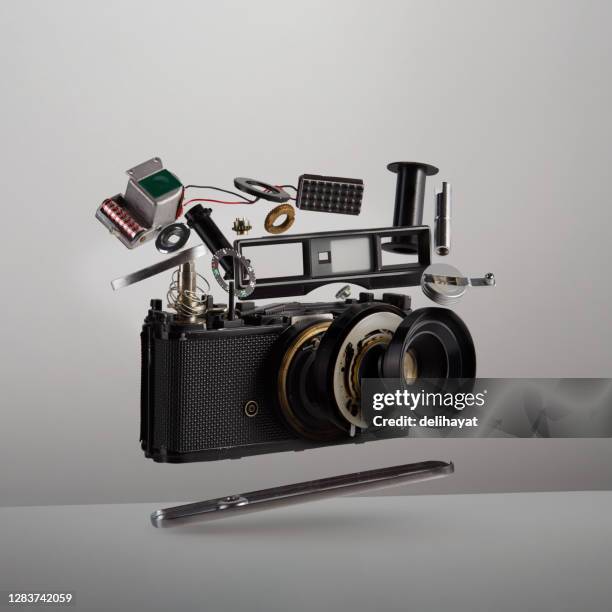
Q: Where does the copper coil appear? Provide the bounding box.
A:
[100,199,145,241]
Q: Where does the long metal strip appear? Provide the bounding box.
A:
[151,460,453,528]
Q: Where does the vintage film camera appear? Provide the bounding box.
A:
[100,159,494,463]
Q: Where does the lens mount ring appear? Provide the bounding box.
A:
[271,319,347,441]
[348,331,393,399]
[313,303,405,430]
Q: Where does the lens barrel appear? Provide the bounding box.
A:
[270,306,476,441]
[381,307,476,384]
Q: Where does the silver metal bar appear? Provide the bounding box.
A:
[151,460,454,528]
[434,182,451,256]
[111,244,207,290]
[423,272,496,287]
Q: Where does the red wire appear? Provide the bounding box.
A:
[175,189,254,218]
[175,183,293,218]
[182,197,250,206]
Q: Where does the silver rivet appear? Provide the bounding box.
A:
[244,400,259,417]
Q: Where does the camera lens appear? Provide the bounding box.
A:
[381,307,476,385]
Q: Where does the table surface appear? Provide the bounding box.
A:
[1,492,611,612]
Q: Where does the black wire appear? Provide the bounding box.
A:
[184,184,258,204]
[277,185,297,201]
[186,183,298,203]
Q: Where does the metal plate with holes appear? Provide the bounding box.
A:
[234,226,431,300]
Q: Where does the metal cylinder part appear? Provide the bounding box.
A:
[382,162,439,254]
[168,261,208,321]
[178,260,196,296]
[421,263,467,306]
[434,182,451,256]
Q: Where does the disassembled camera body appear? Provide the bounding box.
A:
[141,291,476,462]
[98,157,494,464]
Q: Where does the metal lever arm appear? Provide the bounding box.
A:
[422,273,496,287]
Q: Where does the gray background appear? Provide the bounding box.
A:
[1,0,611,507]
[3,493,611,612]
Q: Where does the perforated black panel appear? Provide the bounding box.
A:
[144,325,295,455]
[296,174,363,215]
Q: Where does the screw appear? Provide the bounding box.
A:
[244,400,259,417]
[335,285,352,300]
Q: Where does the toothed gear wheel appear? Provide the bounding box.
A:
[232,218,252,235]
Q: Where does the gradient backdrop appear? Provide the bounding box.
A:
[1,0,611,507]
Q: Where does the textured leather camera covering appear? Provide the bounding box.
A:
[141,324,300,461]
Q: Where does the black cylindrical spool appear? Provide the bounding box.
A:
[185,205,234,277]
[383,161,439,254]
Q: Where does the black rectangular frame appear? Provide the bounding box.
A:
[234,225,430,299]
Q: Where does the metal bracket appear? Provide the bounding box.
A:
[235,226,431,300]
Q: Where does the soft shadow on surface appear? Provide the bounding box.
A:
[162,507,421,538]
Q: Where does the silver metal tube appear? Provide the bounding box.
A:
[178,261,196,295]
[434,182,451,256]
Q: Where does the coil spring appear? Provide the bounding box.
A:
[100,199,145,241]
[167,269,211,318]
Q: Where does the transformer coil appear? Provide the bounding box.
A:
[100,199,145,241]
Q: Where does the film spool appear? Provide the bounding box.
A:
[211,248,256,299]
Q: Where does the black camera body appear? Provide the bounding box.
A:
[141,290,476,462]
[140,293,402,462]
